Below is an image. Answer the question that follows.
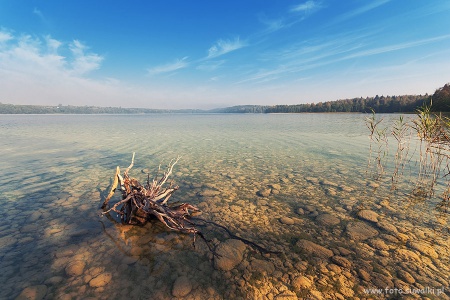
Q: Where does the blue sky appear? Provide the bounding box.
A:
[1,0,450,109]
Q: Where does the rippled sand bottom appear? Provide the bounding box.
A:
[1,114,449,299]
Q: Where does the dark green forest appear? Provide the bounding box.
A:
[215,94,429,114]
[1,83,449,114]
[210,84,449,113]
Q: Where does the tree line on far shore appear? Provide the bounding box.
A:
[0,104,202,114]
[1,83,449,114]
[215,94,428,114]
[214,83,449,113]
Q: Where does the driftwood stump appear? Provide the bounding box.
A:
[102,153,200,234]
[101,153,280,254]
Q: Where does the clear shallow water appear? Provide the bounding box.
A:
[0,114,448,299]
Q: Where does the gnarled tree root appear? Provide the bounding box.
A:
[101,153,280,256]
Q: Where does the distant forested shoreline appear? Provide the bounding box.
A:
[214,94,428,114]
[1,83,449,114]
[0,103,204,114]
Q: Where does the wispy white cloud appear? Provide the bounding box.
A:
[264,19,286,32]
[0,29,231,109]
[147,56,189,75]
[0,31,13,44]
[0,30,111,103]
[45,35,62,53]
[332,0,391,24]
[248,30,373,82]
[257,13,288,34]
[235,66,290,85]
[196,60,225,71]
[69,40,103,75]
[0,32,105,81]
[263,19,289,33]
[271,29,378,63]
[342,34,450,60]
[236,29,450,87]
[291,0,323,14]
[257,1,324,35]
[207,37,247,59]
[0,34,66,75]
[33,8,45,19]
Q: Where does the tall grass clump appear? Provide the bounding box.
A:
[391,115,411,189]
[365,110,388,180]
[411,102,450,198]
[365,102,450,234]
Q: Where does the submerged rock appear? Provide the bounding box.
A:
[339,185,354,192]
[407,241,439,258]
[279,217,295,225]
[29,211,42,222]
[296,239,333,258]
[315,214,340,226]
[65,260,85,277]
[357,209,379,223]
[327,263,342,274]
[358,269,371,281]
[0,236,17,248]
[269,183,281,190]
[292,275,312,290]
[257,189,271,197]
[331,256,352,268]
[275,291,298,300]
[172,276,192,297]
[337,247,352,256]
[296,208,305,215]
[305,177,319,184]
[214,239,246,271]
[320,179,339,187]
[198,189,220,197]
[250,259,275,274]
[346,222,378,241]
[394,249,421,262]
[372,274,394,289]
[397,270,415,284]
[89,272,112,287]
[16,285,47,300]
[368,238,389,251]
[44,276,64,285]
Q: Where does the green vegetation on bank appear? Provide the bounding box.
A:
[0,104,203,114]
[1,83,449,114]
[364,100,450,235]
[215,84,449,113]
[215,94,429,113]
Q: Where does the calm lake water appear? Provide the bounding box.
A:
[0,114,448,299]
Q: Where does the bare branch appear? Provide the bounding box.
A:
[102,166,120,209]
[101,153,279,257]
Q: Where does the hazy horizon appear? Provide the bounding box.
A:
[0,91,433,111]
[1,1,449,109]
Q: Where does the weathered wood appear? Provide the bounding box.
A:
[102,166,120,209]
[101,154,199,235]
[101,153,280,256]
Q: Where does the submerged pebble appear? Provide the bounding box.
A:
[89,273,112,288]
[16,285,47,300]
[65,261,85,277]
[172,276,192,297]
[357,209,379,223]
[279,217,294,225]
[257,189,271,197]
[214,239,246,271]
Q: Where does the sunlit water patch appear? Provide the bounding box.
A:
[0,114,448,299]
